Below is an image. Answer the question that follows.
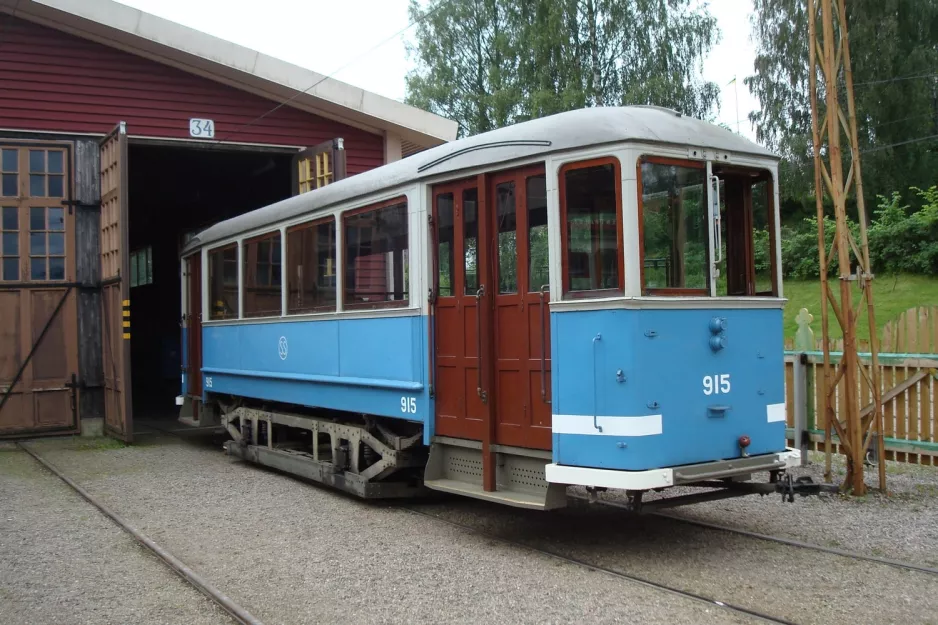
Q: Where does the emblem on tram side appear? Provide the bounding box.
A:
[278,336,288,360]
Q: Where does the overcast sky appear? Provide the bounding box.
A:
[115,0,761,142]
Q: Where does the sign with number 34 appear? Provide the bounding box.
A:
[189,118,215,138]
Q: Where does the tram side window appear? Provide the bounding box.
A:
[243,231,282,318]
[344,199,409,308]
[436,193,454,297]
[639,159,709,294]
[287,217,336,314]
[208,244,238,320]
[527,175,549,292]
[560,159,622,295]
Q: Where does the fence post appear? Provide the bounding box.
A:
[793,308,816,466]
[792,354,809,466]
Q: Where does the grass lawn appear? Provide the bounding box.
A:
[782,274,938,341]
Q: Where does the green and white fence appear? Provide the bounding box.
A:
[784,306,938,466]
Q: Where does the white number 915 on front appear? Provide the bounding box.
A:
[400,397,417,414]
[703,374,731,396]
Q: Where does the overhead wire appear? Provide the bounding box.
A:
[853,71,938,88]
[209,0,448,148]
[861,133,938,153]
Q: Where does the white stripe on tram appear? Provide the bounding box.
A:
[553,414,663,437]
[766,403,787,423]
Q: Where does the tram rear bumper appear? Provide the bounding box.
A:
[546,448,801,490]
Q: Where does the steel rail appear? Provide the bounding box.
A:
[16,442,265,625]
[402,506,798,625]
[583,496,938,576]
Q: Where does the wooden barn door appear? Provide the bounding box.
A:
[292,139,346,194]
[99,123,133,441]
[0,142,79,437]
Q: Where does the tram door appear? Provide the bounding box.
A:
[432,179,485,441]
[432,165,551,451]
[184,253,202,399]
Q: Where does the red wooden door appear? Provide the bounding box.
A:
[432,166,551,451]
[186,254,202,397]
[490,167,551,450]
[432,179,486,441]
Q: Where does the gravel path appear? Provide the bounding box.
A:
[581,452,938,568]
[0,447,234,625]
[26,432,751,625]
[417,496,938,625]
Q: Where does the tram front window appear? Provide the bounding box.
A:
[639,158,709,294]
[639,157,780,298]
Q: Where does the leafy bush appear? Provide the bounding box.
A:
[752,185,938,279]
[867,187,938,275]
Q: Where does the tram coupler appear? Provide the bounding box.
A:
[774,473,840,502]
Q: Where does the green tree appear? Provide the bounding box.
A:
[747,0,938,215]
[405,0,721,137]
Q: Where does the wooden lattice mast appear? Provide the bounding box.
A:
[807,0,886,495]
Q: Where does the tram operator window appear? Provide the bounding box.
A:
[208,244,238,319]
[287,217,336,314]
[559,158,623,296]
[639,158,709,294]
[344,198,409,309]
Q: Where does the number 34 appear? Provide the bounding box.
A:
[400,397,417,414]
[703,374,730,396]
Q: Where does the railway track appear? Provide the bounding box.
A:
[143,421,938,579]
[15,440,264,625]
[576,495,938,577]
[138,421,938,623]
[402,504,798,625]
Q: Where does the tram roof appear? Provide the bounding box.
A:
[184,106,779,253]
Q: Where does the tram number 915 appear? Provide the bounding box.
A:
[703,374,730,396]
[400,397,417,414]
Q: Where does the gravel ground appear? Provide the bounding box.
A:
[24,430,751,625]
[0,446,234,625]
[417,495,938,625]
[581,451,938,568]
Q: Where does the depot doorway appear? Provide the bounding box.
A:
[126,141,294,424]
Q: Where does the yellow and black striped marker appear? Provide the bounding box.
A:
[122,299,130,339]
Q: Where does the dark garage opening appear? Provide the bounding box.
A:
[127,143,293,421]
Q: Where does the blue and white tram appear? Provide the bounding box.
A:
[177,106,805,510]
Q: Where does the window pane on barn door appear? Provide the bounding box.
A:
[2,258,16,281]
[1,149,16,172]
[1,151,17,198]
[0,206,17,281]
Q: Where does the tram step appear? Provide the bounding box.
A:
[424,440,567,510]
